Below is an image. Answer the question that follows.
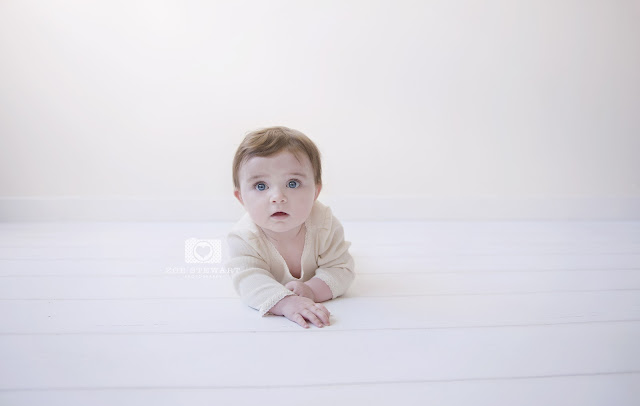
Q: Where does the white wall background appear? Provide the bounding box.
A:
[1,0,639,221]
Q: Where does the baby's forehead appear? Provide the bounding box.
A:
[240,150,312,176]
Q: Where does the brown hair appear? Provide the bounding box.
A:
[232,126,322,190]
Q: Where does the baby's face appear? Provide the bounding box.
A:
[234,150,321,239]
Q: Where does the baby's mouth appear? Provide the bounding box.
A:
[271,211,289,217]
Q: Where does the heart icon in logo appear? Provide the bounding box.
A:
[195,245,212,261]
[185,238,222,263]
[194,242,213,261]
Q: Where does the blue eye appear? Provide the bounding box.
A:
[255,182,267,191]
[287,179,300,188]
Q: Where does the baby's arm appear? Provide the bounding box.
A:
[286,214,354,303]
[311,213,356,299]
[226,234,296,316]
[284,278,332,302]
[227,234,330,327]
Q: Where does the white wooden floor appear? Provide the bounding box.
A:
[0,220,639,405]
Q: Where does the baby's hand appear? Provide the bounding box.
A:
[285,281,316,301]
[270,295,331,329]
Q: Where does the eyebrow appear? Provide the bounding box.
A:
[246,172,308,182]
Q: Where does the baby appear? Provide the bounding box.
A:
[226,126,355,328]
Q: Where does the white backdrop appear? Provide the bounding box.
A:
[1,0,639,220]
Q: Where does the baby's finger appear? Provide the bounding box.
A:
[315,303,331,319]
[312,306,330,326]
[292,313,309,329]
[302,309,324,328]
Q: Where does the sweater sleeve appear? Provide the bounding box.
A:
[226,233,295,316]
[312,213,356,299]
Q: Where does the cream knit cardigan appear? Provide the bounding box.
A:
[226,200,355,316]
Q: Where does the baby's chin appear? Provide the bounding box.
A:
[259,215,305,231]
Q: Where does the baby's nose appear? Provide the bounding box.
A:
[270,189,287,203]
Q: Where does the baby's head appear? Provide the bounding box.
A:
[232,126,323,238]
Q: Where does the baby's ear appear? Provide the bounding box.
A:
[233,189,244,205]
[314,184,322,200]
